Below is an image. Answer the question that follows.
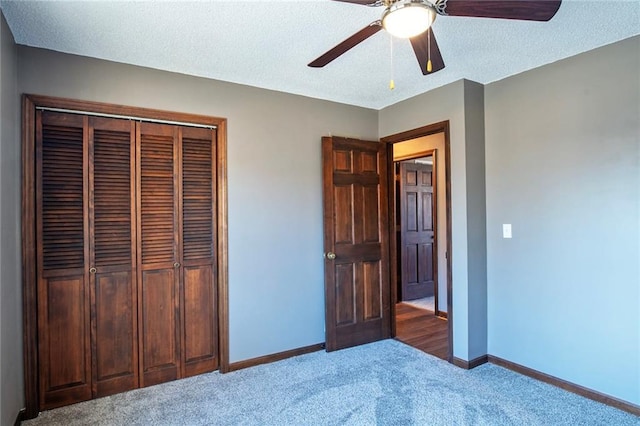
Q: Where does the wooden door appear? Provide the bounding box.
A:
[137,122,181,386]
[36,111,92,409]
[322,137,390,351]
[399,161,435,301]
[137,123,218,385]
[180,126,218,377]
[88,117,138,397]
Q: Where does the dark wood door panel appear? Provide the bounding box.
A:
[138,122,181,387]
[38,111,85,272]
[94,271,137,396]
[333,185,354,245]
[37,110,92,409]
[406,192,419,232]
[89,116,138,397]
[362,260,383,321]
[139,122,177,267]
[419,243,434,284]
[183,265,218,377]
[402,242,435,300]
[399,161,435,301]
[422,191,433,232]
[91,117,135,268]
[38,275,91,409]
[332,260,384,326]
[323,136,390,352]
[180,126,217,377]
[404,245,419,284]
[182,127,215,263]
[334,243,382,260]
[43,276,88,387]
[140,269,180,386]
[334,263,356,326]
[362,185,381,243]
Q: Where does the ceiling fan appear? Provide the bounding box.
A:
[308,0,562,75]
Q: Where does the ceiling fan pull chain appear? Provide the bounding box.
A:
[427,27,433,73]
[389,34,395,90]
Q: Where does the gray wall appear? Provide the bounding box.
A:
[485,36,640,405]
[379,80,488,361]
[17,46,378,363]
[463,80,487,360]
[0,11,23,426]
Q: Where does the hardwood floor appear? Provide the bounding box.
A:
[395,303,449,360]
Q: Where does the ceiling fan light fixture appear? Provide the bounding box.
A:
[382,0,436,39]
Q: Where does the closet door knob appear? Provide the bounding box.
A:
[89,267,97,274]
[174,262,181,268]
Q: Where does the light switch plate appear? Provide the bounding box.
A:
[503,224,512,239]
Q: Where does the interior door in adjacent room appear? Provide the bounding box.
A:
[322,136,390,351]
[398,159,436,301]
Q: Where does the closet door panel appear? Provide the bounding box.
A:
[90,117,138,396]
[37,111,91,409]
[39,274,90,408]
[183,265,216,376]
[181,127,218,376]
[141,269,179,385]
[94,270,136,395]
[45,277,85,389]
[138,122,181,386]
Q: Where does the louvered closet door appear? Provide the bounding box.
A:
[36,111,91,409]
[36,107,219,408]
[180,126,218,377]
[89,117,138,396]
[137,122,181,387]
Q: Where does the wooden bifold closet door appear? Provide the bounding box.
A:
[36,111,217,410]
[137,123,218,387]
[90,116,139,397]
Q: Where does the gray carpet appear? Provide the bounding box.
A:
[25,340,639,426]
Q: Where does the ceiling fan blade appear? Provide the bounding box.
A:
[331,0,383,6]
[410,28,445,75]
[308,21,383,68]
[440,0,561,21]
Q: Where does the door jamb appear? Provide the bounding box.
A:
[21,94,230,418]
[381,121,453,363]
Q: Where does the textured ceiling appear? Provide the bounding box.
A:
[1,0,639,109]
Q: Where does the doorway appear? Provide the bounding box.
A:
[320,122,452,362]
[382,122,453,362]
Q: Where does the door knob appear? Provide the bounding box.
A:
[174,262,181,268]
[89,267,97,274]
[325,252,336,260]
